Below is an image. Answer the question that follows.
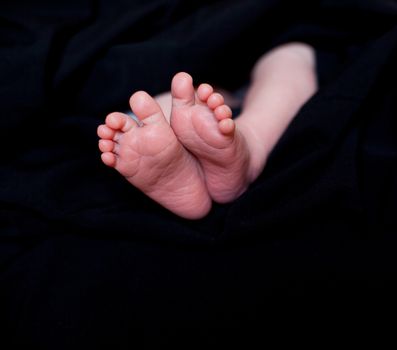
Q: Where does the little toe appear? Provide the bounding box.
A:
[99,139,114,153]
[207,93,224,110]
[171,72,195,108]
[105,112,136,132]
[219,118,235,135]
[197,83,214,103]
[130,91,167,125]
[101,152,117,167]
[97,125,116,140]
[214,105,232,120]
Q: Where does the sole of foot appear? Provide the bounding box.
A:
[97,90,211,219]
[169,72,254,203]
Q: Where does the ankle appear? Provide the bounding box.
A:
[235,116,269,182]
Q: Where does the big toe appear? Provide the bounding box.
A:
[171,72,195,108]
[129,91,166,125]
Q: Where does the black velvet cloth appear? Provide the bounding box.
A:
[1,0,397,345]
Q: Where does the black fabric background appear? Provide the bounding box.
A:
[1,0,397,346]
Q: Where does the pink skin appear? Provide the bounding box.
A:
[170,72,255,203]
[97,42,317,219]
[97,75,252,218]
[97,91,211,219]
[166,43,317,204]
[154,88,241,124]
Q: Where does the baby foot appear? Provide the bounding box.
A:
[170,73,257,203]
[97,91,211,219]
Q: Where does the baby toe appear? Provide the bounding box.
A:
[130,90,167,125]
[98,139,114,153]
[207,93,224,110]
[218,118,235,135]
[101,152,117,167]
[197,83,213,102]
[171,72,196,108]
[106,112,136,132]
[97,124,115,140]
[214,105,232,120]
